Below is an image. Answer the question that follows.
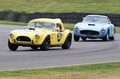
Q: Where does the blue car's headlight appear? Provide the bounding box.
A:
[35,34,40,39]
[74,26,79,31]
[101,28,106,33]
[9,33,14,38]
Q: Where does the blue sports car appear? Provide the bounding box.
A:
[74,15,115,41]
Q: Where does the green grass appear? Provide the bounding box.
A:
[0,62,120,79]
[116,27,120,33]
[0,0,120,13]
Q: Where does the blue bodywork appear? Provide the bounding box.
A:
[74,15,115,41]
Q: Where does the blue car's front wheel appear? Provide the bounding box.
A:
[102,32,109,41]
[74,34,80,41]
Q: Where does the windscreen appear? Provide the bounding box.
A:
[83,16,108,23]
[27,22,55,30]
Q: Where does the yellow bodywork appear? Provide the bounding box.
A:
[8,18,71,47]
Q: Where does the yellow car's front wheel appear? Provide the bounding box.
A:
[62,34,72,49]
[40,36,50,50]
[8,39,18,51]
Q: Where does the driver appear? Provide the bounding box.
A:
[56,24,61,32]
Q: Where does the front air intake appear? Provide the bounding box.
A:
[17,36,31,41]
[80,30,99,35]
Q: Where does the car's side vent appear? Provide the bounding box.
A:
[17,36,31,41]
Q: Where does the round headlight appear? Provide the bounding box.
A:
[74,26,79,30]
[9,33,14,38]
[101,28,105,33]
[35,34,40,39]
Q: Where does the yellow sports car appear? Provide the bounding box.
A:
[8,18,72,51]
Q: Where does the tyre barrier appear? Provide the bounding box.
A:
[0,11,120,26]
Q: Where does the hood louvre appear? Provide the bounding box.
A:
[88,24,95,26]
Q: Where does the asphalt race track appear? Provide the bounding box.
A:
[0,24,120,71]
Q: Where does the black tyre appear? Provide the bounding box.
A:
[102,32,109,41]
[109,29,115,41]
[62,34,72,49]
[81,37,87,41]
[74,34,80,41]
[40,36,50,50]
[109,36,114,41]
[8,40,18,51]
[31,46,38,50]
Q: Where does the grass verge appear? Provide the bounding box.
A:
[0,62,120,79]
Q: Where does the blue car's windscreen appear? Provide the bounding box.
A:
[83,16,109,23]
